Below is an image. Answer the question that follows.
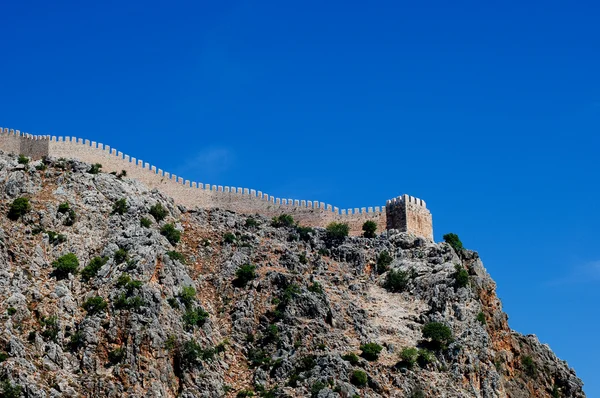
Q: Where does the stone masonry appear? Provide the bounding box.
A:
[0,127,434,240]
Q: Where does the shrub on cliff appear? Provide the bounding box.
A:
[112,198,128,215]
[51,253,79,279]
[161,223,181,245]
[271,214,295,228]
[383,269,410,292]
[81,256,108,282]
[82,296,107,315]
[454,264,469,288]
[443,233,463,252]
[17,154,29,165]
[422,322,453,349]
[149,203,167,222]
[233,264,257,288]
[359,342,383,361]
[8,197,31,220]
[376,250,393,274]
[88,163,102,174]
[521,355,537,377]
[362,220,377,238]
[325,222,349,245]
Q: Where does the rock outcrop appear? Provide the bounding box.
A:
[0,153,585,397]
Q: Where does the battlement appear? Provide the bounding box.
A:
[0,126,433,240]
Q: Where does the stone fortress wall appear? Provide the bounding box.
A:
[0,127,434,240]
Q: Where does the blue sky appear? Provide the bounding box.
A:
[1,0,599,394]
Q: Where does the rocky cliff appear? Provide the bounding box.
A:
[0,153,585,397]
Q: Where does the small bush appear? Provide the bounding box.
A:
[422,322,453,348]
[112,198,128,215]
[400,347,418,368]
[342,352,359,365]
[376,251,393,274]
[183,307,209,328]
[140,217,152,228]
[108,347,125,364]
[223,232,237,244]
[233,264,257,288]
[68,331,84,351]
[57,202,70,213]
[116,273,142,292]
[17,154,29,164]
[7,307,16,316]
[236,390,255,398]
[350,369,368,387]
[63,208,76,226]
[476,312,486,325]
[362,220,377,238]
[149,203,167,221]
[114,248,128,264]
[82,296,107,315]
[40,315,59,341]
[308,282,324,294]
[179,286,196,308]
[443,233,463,252]
[180,340,216,367]
[299,253,308,264]
[167,251,186,263]
[161,223,181,245]
[310,381,326,397]
[383,269,410,292]
[271,214,295,228]
[521,355,537,377]
[245,217,259,228]
[360,342,383,361]
[296,225,315,242]
[325,222,349,243]
[81,256,108,282]
[454,264,469,288]
[0,379,22,398]
[47,231,67,245]
[52,253,79,279]
[88,163,102,174]
[417,348,435,367]
[35,163,47,171]
[8,197,31,220]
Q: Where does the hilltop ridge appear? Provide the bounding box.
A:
[0,151,585,397]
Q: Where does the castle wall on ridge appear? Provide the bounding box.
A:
[0,127,433,240]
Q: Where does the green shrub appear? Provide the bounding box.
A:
[359,342,383,361]
[149,203,167,221]
[82,296,107,315]
[521,355,537,377]
[454,264,469,288]
[108,347,125,364]
[350,369,368,387]
[89,163,102,174]
[476,312,486,325]
[308,282,324,294]
[68,331,84,351]
[7,307,16,316]
[116,273,142,292]
[52,253,79,279]
[17,154,29,165]
[296,225,315,242]
[383,269,410,292]
[41,315,59,341]
[325,222,349,243]
[0,352,7,362]
[443,233,463,252]
[114,248,128,264]
[271,214,295,228]
[112,198,128,215]
[310,381,326,397]
[183,307,209,328]
[417,348,435,367]
[180,340,216,367]
[8,197,31,220]
[245,217,259,228]
[166,251,186,263]
[342,352,359,365]
[161,223,181,245]
[362,220,377,238]
[63,208,76,226]
[223,232,237,244]
[233,264,257,288]
[236,390,255,397]
[140,217,152,228]
[179,286,196,308]
[0,379,22,398]
[400,347,418,368]
[57,202,70,213]
[47,231,67,245]
[376,251,393,274]
[81,256,108,282]
[422,322,453,348]
[299,253,308,264]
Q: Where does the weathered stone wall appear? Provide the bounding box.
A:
[0,127,433,239]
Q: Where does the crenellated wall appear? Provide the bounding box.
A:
[0,127,434,240]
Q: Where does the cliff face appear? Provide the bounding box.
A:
[0,153,584,397]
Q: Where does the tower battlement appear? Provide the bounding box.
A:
[0,127,434,240]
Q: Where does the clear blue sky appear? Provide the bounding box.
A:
[1,1,598,394]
